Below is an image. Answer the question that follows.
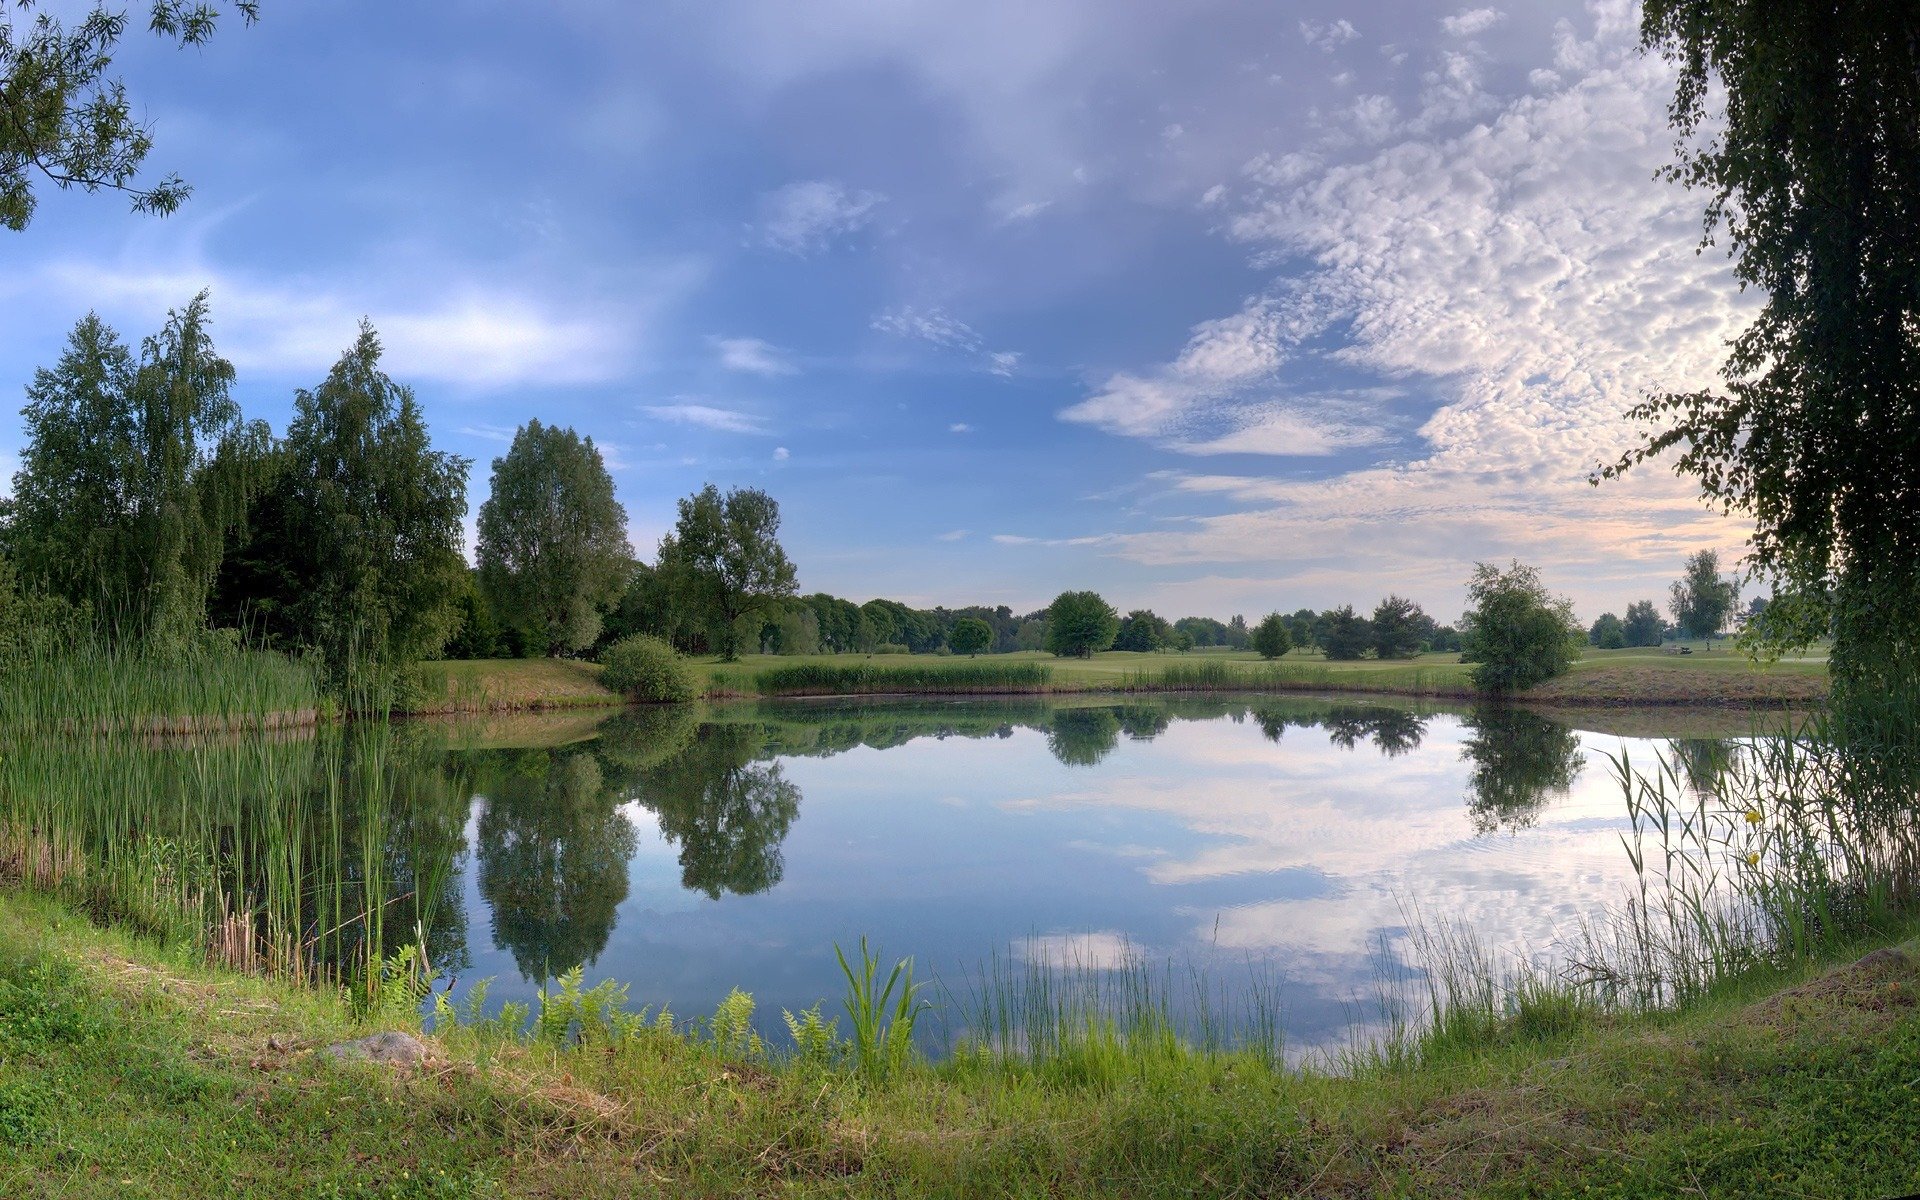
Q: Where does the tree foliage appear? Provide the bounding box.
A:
[476,420,630,655]
[1606,3,1920,703]
[7,296,263,647]
[1250,612,1292,660]
[1043,590,1118,658]
[279,324,470,692]
[1317,606,1373,661]
[1370,594,1429,659]
[655,485,797,662]
[1,1,259,230]
[1113,608,1170,653]
[1589,612,1628,650]
[1668,549,1741,640]
[1459,561,1584,695]
[949,616,992,657]
[1622,599,1666,648]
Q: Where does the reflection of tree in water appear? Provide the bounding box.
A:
[1251,705,1295,744]
[1115,705,1173,742]
[1046,707,1123,766]
[475,750,638,981]
[631,726,801,900]
[1669,737,1739,800]
[1323,706,1429,757]
[1459,706,1585,833]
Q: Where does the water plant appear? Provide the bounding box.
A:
[835,936,928,1078]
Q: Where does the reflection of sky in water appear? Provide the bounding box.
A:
[443,702,1660,1057]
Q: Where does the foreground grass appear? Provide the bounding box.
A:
[6,888,1920,1198]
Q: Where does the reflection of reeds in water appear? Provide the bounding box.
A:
[0,720,464,1005]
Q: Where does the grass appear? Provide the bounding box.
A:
[6,886,1920,1198]
[0,636,326,736]
[751,659,1052,696]
[408,657,620,713]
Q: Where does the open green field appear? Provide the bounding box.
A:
[411,643,1830,711]
[5,887,1919,1198]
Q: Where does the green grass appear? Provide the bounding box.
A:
[751,659,1052,696]
[408,657,620,713]
[6,887,1920,1198]
[0,637,326,736]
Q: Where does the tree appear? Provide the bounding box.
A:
[1318,606,1373,661]
[1250,612,1293,660]
[1224,614,1251,650]
[1459,561,1584,695]
[1605,4,1920,706]
[1622,599,1665,648]
[7,296,264,647]
[476,421,630,656]
[1370,595,1428,659]
[949,616,992,657]
[1014,617,1047,652]
[1113,608,1171,652]
[1043,590,1118,658]
[1,2,259,230]
[1283,608,1318,651]
[279,323,470,693]
[1668,549,1741,641]
[1589,612,1628,650]
[654,485,797,661]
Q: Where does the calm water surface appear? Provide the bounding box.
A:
[424,696,1755,1053]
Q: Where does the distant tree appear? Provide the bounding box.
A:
[1318,606,1374,661]
[1283,608,1318,651]
[1173,616,1228,647]
[1043,590,1118,658]
[1458,561,1584,695]
[1589,612,1628,650]
[949,616,992,657]
[1428,624,1464,653]
[8,296,265,647]
[1250,612,1293,660]
[476,421,631,656]
[1015,617,1047,652]
[1224,613,1251,650]
[1668,549,1741,641]
[655,485,797,661]
[1113,608,1171,652]
[278,323,471,692]
[1171,629,1195,652]
[1622,599,1665,647]
[1,1,260,231]
[1370,595,1428,659]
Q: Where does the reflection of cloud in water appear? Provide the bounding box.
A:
[1018,930,1142,971]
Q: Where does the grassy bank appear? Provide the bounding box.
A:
[5,887,1919,1198]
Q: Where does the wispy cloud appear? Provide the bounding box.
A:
[710,335,797,376]
[641,404,769,435]
[935,528,968,542]
[872,306,1022,378]
[756,179,884,255]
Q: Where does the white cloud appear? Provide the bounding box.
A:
[1171,407,1389,457]
[1299,19,1360,52]
[935,528,969,542]
[641,404,769,435]
[772,446,790,460]
[949,422,973,433]
[986,350,1021,376]
[756,179,884,254]
[710,335,797,376]
[872,306,981,350]
[1441,7,1505,37]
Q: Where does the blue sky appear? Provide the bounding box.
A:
[0,0,1752,622]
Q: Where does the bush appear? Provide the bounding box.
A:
[599,634,698,703]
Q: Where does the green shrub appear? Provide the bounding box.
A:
[599,634,698,703]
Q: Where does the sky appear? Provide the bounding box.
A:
[0,0,1755,623]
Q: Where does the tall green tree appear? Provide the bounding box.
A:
[1668,549,1741,641]
[1605,3,1920,707]
[1622,599,1665,647]
[1043,590,1118,658]
[949,616,992,657]
[654,484,797,661]
[475,420,630,656]
[1318,606,1374,661]
[1250,612,1293,660]
[279,323,470,692]
[1589,612,1628,650]
[1459,561,1584,695]
[8,296,263,647]
[1,1,259,230]
[1370,595,1428,659]
[1113,608,1170,652]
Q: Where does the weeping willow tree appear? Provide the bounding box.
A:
[5,293,267,650]
[1605,4,1920,724]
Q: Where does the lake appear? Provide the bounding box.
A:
[6,694,1771,1058]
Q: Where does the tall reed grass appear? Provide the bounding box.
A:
[0,633,325,736]
[1124,659,1463,696]
[752,661,1052,696]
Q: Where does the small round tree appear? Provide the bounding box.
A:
[1459,561,1584,695]
[949,616,992,657]
[1250,612,1293,660]
[1043,590,1118,658]
[599,634,698,703]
